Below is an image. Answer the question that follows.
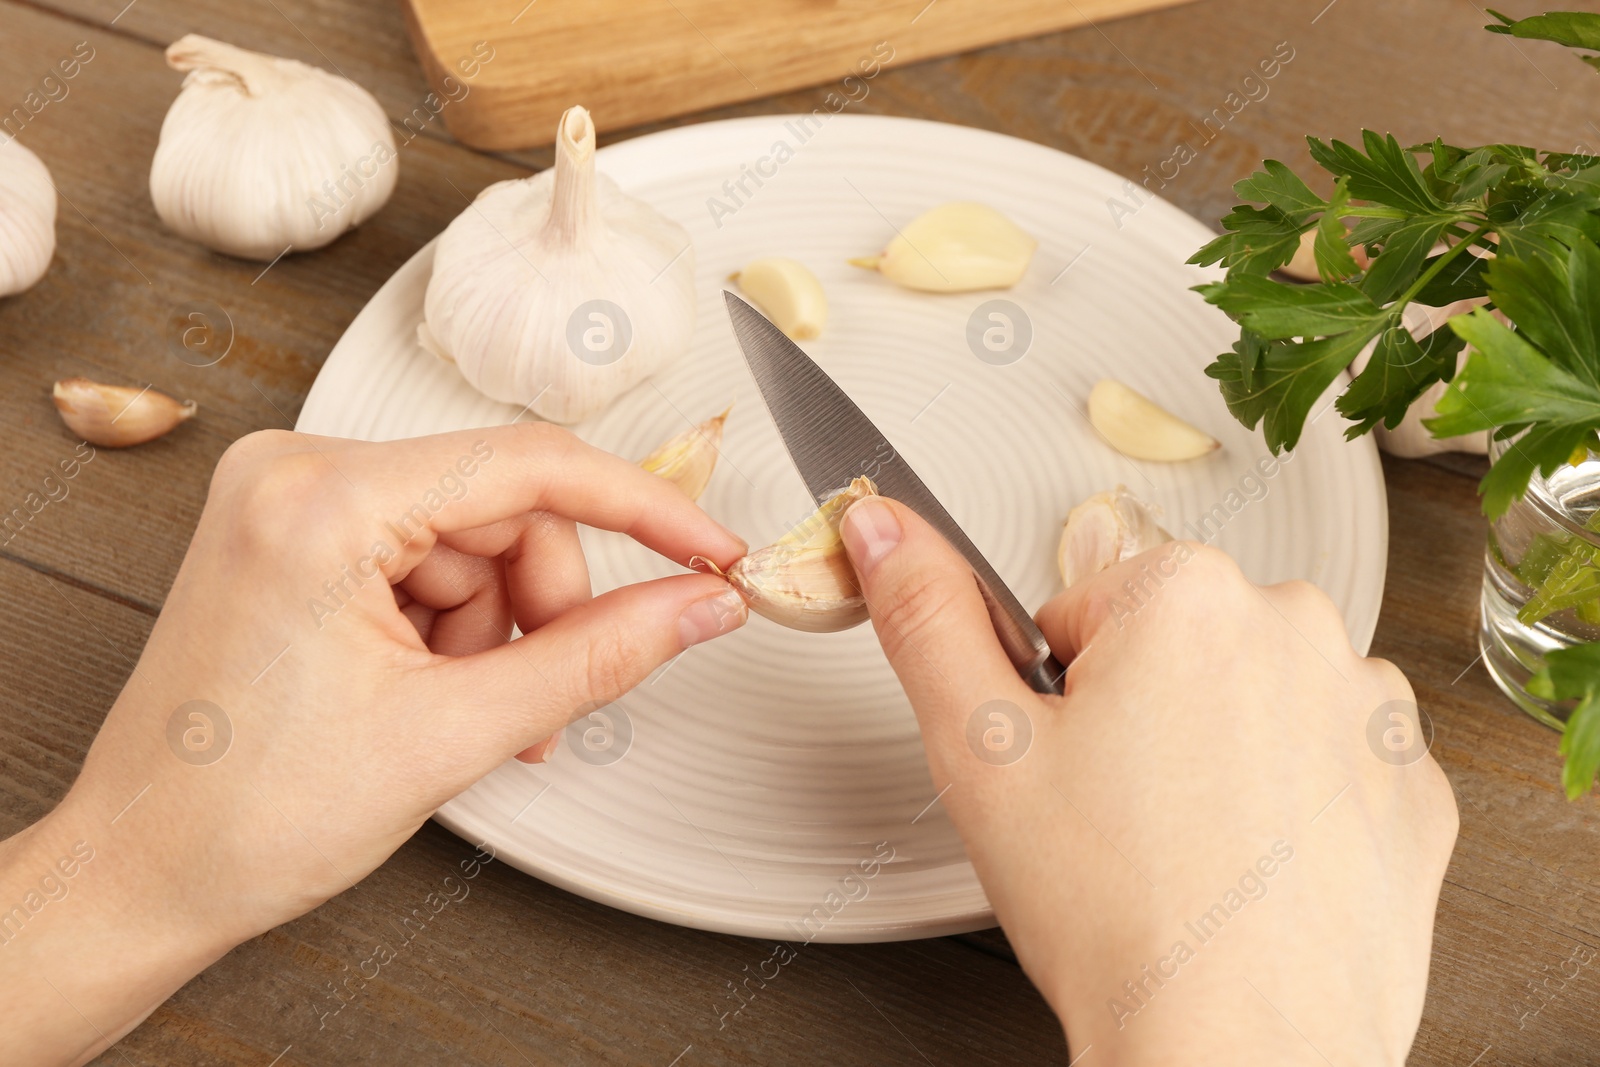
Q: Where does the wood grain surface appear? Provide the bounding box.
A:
[0,0,1596,1064]
[398,0,1202,150]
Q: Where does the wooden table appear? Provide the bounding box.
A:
[1,1,1597,1063]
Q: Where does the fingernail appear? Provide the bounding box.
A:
[678,588,747,648]
[515,734,559,764]
[841,498,901,577]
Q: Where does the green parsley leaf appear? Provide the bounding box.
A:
[1428,304,1600,516]
[1206,325,1386,453]
[1338,324,1464,434]
[1308,131,1447,216]
[1234,159,1327,216]
[1526,640,1600,798]
[1314,178,1362,281]
[1195,275,1389,339]
[1486,10,1600,67]
[1412,251,1492,304]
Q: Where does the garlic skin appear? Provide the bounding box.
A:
[1087,379,1220,461]
[150,35,397,260]
[732,258,827,339]
[639,404,731,501]
[1058,486,1171,587]
[53,378,196,447]
[0,141,56,297]
[420,106,695,424]
[704,477,876,633]
[1352,299,1490,458]
[850,202,1035,292]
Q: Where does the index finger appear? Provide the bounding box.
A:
[315,422,748,571]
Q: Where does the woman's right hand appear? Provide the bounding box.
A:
[840,496,1458,1066]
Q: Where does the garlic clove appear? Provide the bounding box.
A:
[1087,379,1219,462]
[638,404,732,501]
[1281,225,1373,282]
[52,378,196,447]
[702,477,877,633]
[1057,486,1172,587]
[151,35,397,260]
[730,258,827,340]
[421,105,696,424]
[850,202,1036,293]
[0,140,57,298]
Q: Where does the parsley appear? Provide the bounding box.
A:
[1189,10,1600,797]
[1528,642,1600,798]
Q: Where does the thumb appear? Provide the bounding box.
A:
[840,496,1033,754]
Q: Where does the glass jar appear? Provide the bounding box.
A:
[1480,435,1600,728]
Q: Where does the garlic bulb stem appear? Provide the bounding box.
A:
[546,108,597,244]
[166,35,287,95]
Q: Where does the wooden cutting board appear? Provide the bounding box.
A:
[401,0,1198,151]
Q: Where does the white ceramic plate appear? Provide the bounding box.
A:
[298,115,1386,941]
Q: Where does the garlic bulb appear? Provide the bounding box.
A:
[1087,380,1219,461]
[732,258,827,339]
[700,477,876,633]
[53,378,196,447]
[420,105,695,424]
[150,35,397,260]
[850,202,1035,292]
[0,141,56,297]
[1058,486,1171,587]
[639,404,731,501]
[1351,299,1490,458]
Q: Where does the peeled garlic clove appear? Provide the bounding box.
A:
[0,141,56,297]
[422,106,696,424]
[1087,380,1219,462]
[1057,486,1171,587]
[731,258,827,339]
[639,404,731,501]
[705,477,877,633]
[52,378,196,447]
[850,202,1036,292]
[151,35,397,260]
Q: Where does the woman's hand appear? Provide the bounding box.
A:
[840,496,1458,1066]
[0,425,748,1066]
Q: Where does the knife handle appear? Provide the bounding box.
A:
[974,578,1066,695]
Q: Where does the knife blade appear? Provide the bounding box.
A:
[722,291,1065,695]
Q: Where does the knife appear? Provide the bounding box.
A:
[722,291,1066,696]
